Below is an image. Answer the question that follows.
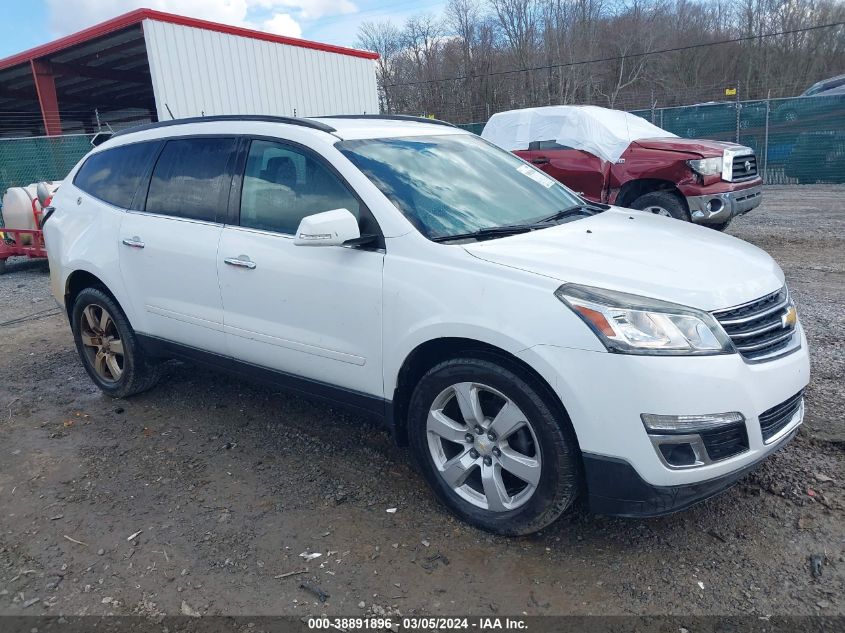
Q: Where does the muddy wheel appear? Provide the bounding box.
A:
[71,287,161,398]
[630,190,690,222]
[408,357,581,535]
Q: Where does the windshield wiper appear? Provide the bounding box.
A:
[535,203,605,224]
[432,223,550,243]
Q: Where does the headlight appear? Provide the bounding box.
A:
[687,157,722,176]
[555,284,734,355]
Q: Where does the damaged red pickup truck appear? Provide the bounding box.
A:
[482,106,763,230]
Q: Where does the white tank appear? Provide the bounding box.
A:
[1,182,59,245]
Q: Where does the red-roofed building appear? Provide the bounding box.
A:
[0,9,379,137]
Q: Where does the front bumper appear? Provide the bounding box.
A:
[517,326,810,494]
[686,184,763,225]
[583,425,799,517]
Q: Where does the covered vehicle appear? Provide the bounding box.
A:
[482,105,763,230]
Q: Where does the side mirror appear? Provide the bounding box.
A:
[36,181,52,208]
[294,208,360,247]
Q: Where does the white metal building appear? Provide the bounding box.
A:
[0,8,380,137]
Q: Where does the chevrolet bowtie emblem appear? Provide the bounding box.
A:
[782,305,797,328]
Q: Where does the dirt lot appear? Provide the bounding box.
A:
[1,185,843,618]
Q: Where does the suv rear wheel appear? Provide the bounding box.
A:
[71,287,161,398]
[408,357,581,535]
[630,190,690,222]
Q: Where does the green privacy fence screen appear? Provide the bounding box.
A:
[1,96,842,201]
[0,134,94,207]
[457,94,845,185]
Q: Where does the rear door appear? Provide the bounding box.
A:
[118,136,236,355]
[217,138,385,399]
[519,140,607,202]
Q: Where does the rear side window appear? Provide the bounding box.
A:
[73,142,159,209]
[144,137,236,222]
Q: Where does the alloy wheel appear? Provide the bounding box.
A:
[79,304,124,382]
[426,382,542,512]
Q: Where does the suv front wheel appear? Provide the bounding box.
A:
[408,357,581,535]
[71,287,161,398]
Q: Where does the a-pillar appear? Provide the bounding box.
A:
[30,59,62,136]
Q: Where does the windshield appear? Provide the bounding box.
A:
[337,133,583,240]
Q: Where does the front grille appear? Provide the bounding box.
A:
[712,288,798,362]
[759,390,804,442]
[731,153,758,181]
[700,423,749,461]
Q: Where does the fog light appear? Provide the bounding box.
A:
[641,412,744,434]
[658,442,698,467]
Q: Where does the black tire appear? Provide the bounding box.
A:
[630,190,690,222]
[0,259,6,275]
[71,287,161,398]
[708,218,732,231]
[408,357,581,535]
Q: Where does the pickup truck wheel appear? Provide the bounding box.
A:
[408,357,581,535]
[0,259,6,275]
[630,191,690,222]
[71,287,161,398]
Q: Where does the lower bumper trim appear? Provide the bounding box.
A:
[583,427,797,517]
[686,184,763,225]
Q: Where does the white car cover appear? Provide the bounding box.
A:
[481,105,677,163]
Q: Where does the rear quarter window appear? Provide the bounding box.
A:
[73,141,160,209]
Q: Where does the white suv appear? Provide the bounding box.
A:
[44,115,809,535]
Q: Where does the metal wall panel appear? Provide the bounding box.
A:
[142,19,378,120]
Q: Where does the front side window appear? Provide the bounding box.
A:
[145,137,236,222]
[338,133,582,240]
[239,139,361,235]
[74,141,159,209]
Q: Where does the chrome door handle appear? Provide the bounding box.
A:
[224,256,256,269]
[122,237,145,248]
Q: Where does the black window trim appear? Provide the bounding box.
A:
[137,134,241,225]
[72,139,163,211]
[230,135,385,251]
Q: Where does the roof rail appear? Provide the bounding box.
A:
[112,115,336,137]
[317,114,457,128]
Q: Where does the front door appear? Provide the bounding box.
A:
[218,139,384,399]
[517,141,608,202]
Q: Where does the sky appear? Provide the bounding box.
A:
[0,0,447,59]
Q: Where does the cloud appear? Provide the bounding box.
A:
[268,0,357,20]
[44,0,354,39]
[261,13,302,38]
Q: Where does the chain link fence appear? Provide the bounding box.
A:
[456,94,845,184]
[1,94,842,208]
[0,134,95,208]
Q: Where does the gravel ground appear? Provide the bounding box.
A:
[0,185,842,618]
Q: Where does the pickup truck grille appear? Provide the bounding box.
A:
[759,390,804,442]
[731,153,758,181]
[712,288,798,362]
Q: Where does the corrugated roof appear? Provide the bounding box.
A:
[0,8,379,72]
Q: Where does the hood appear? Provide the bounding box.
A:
[633,137,743,157]
[463,208,783,311]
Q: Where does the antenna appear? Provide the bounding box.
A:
[165,103,176,120]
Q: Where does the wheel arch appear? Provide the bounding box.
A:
[614,178,688,211]
[64,269,121,322]
[389,337,577,453]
